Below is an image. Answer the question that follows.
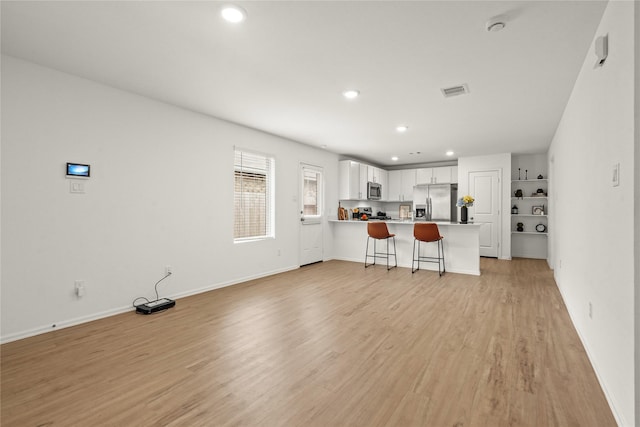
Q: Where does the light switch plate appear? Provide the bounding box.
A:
[612,163,620,187]
[70,181,85,193]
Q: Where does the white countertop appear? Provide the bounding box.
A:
[330,218,481,275]
[329,219,481,227]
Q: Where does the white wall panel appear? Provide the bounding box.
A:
[0,56,339,341]
[548,2,635,425]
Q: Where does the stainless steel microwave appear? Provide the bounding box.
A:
[367,182,381,200]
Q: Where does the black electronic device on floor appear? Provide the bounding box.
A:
[136,298,175,315]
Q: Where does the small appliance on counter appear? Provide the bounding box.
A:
[371,210,391,220]
[415,204,426,219]
[355,207,390,220]
[356,207,373,220]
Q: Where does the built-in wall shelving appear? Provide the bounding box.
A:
[511,155,549,259]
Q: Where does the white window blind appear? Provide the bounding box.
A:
[234,149,274,241]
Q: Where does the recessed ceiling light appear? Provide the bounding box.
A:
[342,89,360,99]
[446,150,455,156]
[391,156,399,161]
[320,145,327,149]
[221,5,247,23]
[396,125,409,133]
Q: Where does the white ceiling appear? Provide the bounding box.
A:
[1,1,608,166]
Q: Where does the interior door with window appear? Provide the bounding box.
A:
[300,164,324,266]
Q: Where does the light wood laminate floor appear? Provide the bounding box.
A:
[1,259,616,426]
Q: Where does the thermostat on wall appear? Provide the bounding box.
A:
[66,163,90,179]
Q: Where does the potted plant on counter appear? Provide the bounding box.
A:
[457,195,475,224]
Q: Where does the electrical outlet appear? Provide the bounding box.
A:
[277,248,281,256]
[165,266,173,275]
[75,280,85,297]
[559,259,562,269]
[589,302,593,319]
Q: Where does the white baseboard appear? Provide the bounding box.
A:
[1,264,301,344]
[553,275,625,427]
[0,305,134,344]
[168,265,300,301]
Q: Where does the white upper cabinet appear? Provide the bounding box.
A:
[367,166,386,184]
[367,165,375,182]
[339,161,389,200]
[416,168,432,184]
[387,170,402,201]
[340,161,452,201]
[401,169,416,199]
[359,163,368,199]
[450,166,458,183]
[388,169,416,201]
[433,167,452,183]
[368,166,388,199]
[339,160,362,200]
[416,166,457,184]
[378,169,388,200]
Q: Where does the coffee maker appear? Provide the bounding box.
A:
[415,204,426,219]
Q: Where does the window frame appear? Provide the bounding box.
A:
[233,148,275,243]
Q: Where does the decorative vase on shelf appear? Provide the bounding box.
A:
[460,206,468,224]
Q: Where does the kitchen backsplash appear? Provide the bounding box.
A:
[337,200,405,219]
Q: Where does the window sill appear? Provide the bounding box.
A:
[234,236,275,244]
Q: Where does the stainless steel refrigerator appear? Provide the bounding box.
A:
[413,184,458,222]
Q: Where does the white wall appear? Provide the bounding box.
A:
[511,153,547,181]
[0,55,339,342]
[548,2,635,425]
[457,153,511,260]
[635,0,640,422]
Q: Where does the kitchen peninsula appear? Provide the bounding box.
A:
[330,220,482,275]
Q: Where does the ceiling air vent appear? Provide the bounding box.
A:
[441,84,469,98]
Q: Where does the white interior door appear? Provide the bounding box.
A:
[468,170,500,258]
[300,164,324,266]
